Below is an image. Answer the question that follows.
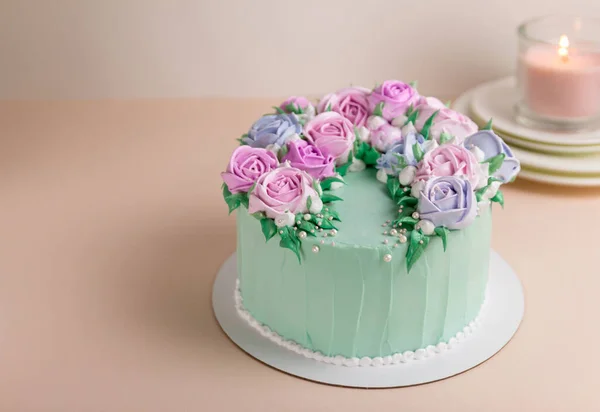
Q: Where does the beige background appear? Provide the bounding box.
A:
[2,0,600,99]
[1,98,599,411]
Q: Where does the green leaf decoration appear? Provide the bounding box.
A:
[485,153,506,174]
[398,196,418,208]
[237,134,249,145]
[306,195,312,211]
[319,218,337,230]
[404,109,419,126]
[420,110,439,140]
[405,104,415,117]
[434,227,449,251]
[491,190,504,208]
[222,184,248,214]
[285,103,303,115]
[393,154,408,171]
[320,176,345,191]
[260,218,278,242]
[325,103,332,112]
[251,212,265,220]
[487,176,503,184]
[444,100,452,108]
[439,131,453,144]
[386,175,400,199]
[406,230,430,272]
[297,220,317,236]
[475,185,488,202]
[323,207,341,222]
[273,106,285,114]
[483,118,493,130]
[412,143,425,163]
[355,141,381,165]
[278,144,289,160]
[373,102,385,117]
[278,227,302,263]
[335,151,353,176]
[398,216,419,225]
[409,80,418,89]
[321,194,343,203]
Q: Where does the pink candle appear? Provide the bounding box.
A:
[519,44,600,119]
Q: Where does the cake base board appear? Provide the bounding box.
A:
[212,250,524,388]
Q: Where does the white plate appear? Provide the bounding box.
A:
[470,77,600,146]
[213,251,524,388]
[519,168,600,187]
[510,145,600,175]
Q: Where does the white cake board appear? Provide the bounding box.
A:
[212,251,524,388]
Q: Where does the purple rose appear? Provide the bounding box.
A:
[221,146,278,194]
[282,140,336,180]
[464,130,521,183]
[376,132,426,173]
[304,112,356,165]
[417,176,477,230]
[248,166,320,218]
[317,87,371,127]
[242,113,302,149]
[368,80,419,121]
[414,103,478,143]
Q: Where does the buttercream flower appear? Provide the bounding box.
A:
[248,166,320,218]
[304,112,356,165]
[369,122,402,152]
[416,96,446,110]
[281,140,336,180]
[368,80,419,121]
[464,130,521,183]
[417,176,477,230]
[318,87,371,127]
[415,144,480,186]
[242,113,302,149]
[376,132,426,175]
[279,96,316,124]
[221,146,279,194]
[414,104,478,143]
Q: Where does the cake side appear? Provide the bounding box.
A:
[237,203,491,358]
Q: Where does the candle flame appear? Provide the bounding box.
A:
[558,34,569,61]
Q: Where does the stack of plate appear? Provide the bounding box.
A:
[453,77,600,187]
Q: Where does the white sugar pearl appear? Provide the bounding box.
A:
[298,231,307,239]
[383,254,392,262]
[312,245,320,253]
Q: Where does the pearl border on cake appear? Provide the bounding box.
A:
[234,279,486,367]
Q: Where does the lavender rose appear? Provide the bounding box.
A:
[248,166,321,218]
[415,144,480,186]
[417,176,477,230]
[317,87,370,127]
[304,112,356,165]
[242,113,302,149]
[368,80,419,121]
[464,130,521,183]
[414,103,478,143]
[281,140,336,180]
[221,146,278,194]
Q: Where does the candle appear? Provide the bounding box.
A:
[519,37,600,119]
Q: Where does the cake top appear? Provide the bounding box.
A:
[221,80,520,271]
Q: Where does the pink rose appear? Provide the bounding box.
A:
[369,122,402,152]
[416,96,446,110]
[221,146,278,194]
[280,96,312,112]
[304,112,356,165]
[281,140,336,180]
[415,145,480,186]
[248,166,320,219]
[317,87,370,127]
[368,80,419,121]
[414,103,478,143]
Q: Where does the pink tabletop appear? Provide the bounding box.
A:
[1,99,599,411]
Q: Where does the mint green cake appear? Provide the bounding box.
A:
[221,81,519,366]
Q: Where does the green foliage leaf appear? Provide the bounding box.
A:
[278,143,289,160]
[285,103,303,114]
[398,196,418,208]
[273,106,285,114]
[404,109,419,126]
[297,220,317,236]
[491,190,504,208]
[323,207,341,222]
[318,218,337,230]
[393,154,408,170]
[485,153,506,174]
[409,80,418,89]
[386,175,400,199]
[406,230,430,272]
[421,110,439,140]
[398,216,419,225]
[444,100,452,108]
[355,141,381,165]
[434,227,449,251]
[321,194,343,203]
[251,212,265,220]
[278,227,302,263]
[483,118,493,130]
[439,131,453,144]
[306,195,312,211]
[325,103,332,112]
[475,185,487,202]
[260,218,278,242]
[335,151,353,176]
[373,102,385,117]
[412,143,425,163]
[405,104,415,117]
[320,176,345,191]
[222,184,248,214]
[488,176,503,184]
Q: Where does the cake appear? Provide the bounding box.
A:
[221,81,520,366]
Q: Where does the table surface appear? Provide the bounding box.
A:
[1,98,599,412]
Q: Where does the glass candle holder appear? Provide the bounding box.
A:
[516,16,600,131]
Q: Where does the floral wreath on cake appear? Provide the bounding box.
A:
[221,81,520,271]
